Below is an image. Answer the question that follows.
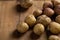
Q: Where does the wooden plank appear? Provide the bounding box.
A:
[0,1,19,40]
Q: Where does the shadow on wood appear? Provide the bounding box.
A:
[11,30,24,39]
[30,32,40,40]
[15,4,28,13]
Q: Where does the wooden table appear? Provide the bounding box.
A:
[0,0,53,40]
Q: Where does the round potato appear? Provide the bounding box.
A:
[43,8,54,17]
[54,5,60,15]
[19,0,33,8]
[33,24,45,35]
[37,15,51,26]
[25,15,36,27]
[49,35,60,40]
[55,15,60,24]
[17,22,29,33]
[43,1,53,9]
[33,9,42,17]
[48,22,60,34]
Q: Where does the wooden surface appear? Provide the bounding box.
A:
[0,0,51,40]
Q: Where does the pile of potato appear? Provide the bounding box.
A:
[17,0,60,40]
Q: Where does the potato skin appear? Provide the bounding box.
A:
[37,15,51,26]
[51,0,60,6]
[48,22,60,34]
[49,35,60,40]
[25,15,36,27]
[43,8,54,17]
[54,5,60,15]
[19,0,33,8]
[33,24,45,35]
[55,15,60,24]
[33,9,42,17]
[43,1,53,9]
[17,22,29,33]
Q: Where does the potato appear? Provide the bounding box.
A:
[55,15,60,24]
[43,8,54,17]
[33,9,42,17]
[33,24,45,35]
[51,0,60,6]
[43,1,53,9]
[17,22,29,33]
[37,15,51,26]
[54,5,60,15]
[19,0,33,8]
[25,15,36,27]
[48,22,60,34]
[49,35,60,40]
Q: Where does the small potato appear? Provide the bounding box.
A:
[49,35,60,40]
[43,8,54,17]
[51,0,60,6]
[55,15,60,24]
[25,15,36,27]
[48,22,60,34]
[19,0,33,8]
[17,22,29,33]
[37,15,51,26]
[43,1,53,9]
[33,9,42,17]
[33,24,45,35]
[54,5,60,15]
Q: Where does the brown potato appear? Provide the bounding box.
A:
[33,23,45,35]
[49,35,60,40]
[19,0,33,8]
[33,9,42,17]
[37,15,51,26]
[17,22,29,33]
[54,5,60,15]
[43,8,54,17]
[51,0,60,6]
[25,15,36,27]
[43,1,53,9]
[55,15,60,24]
[48,22,60,34]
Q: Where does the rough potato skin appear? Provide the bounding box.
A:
[33,9,42,17]
[48,22,60,34]
[25,15,36,27]
[33,24,45,35]
[37,15,51,26]
[17,22,29,33]
[51,0,60,6]
[54,5,60,15]
[49,35,60,40]
[43,1,53,9]
[19,0,33,8]
[55,15,60,24]
[43,8,54,17]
